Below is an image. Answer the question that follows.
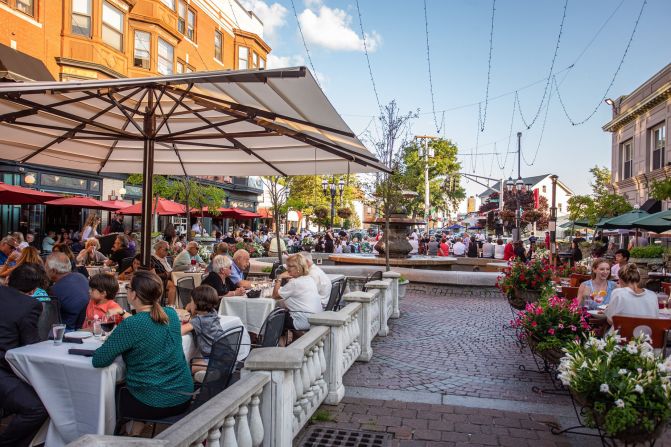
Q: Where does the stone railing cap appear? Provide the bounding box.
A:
[67,435,169,446]
[382,271,401,278]
[364,279,390,289]
[309,311,348,326]
[244,347,304,370]
[343,291,375,302]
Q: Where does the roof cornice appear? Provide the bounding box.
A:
[602,82,671,132]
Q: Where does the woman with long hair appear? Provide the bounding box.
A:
[578,258,617,309]
[81,214,101,241]
[605,263,659,325]
[92,270,192,436]
[0,246,43,279]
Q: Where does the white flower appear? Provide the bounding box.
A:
[618,368,629,375]
[615,399,625,408]
[595,339,607,351]
[658,363,668,373]
[634,384,644,394]
[626,344,639,354]
[600,383,610,393]
[637,368,643,374]
[580,361,588,369]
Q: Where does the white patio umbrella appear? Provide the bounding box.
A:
[0,67,387,263]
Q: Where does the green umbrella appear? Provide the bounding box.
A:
[631,210,671,232]
[599,209,650,229]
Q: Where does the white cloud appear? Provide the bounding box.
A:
[238,0,288,40]
[298,5,381,52]
[266,53,305,68]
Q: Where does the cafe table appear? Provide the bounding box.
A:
[172,270,205,288]
[220,296,276,334]
[5,339,124,447]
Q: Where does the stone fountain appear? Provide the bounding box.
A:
[368,191,425,258]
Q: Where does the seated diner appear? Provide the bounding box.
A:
[272,253,322,331]
[605,263,659,326]
[200,255,246,297]
[578,258,617,310]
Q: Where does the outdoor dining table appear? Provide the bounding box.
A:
[171,270,205,287]
[219,296,276,334]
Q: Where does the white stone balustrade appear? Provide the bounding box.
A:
[343,290,379,361]
[361,278,393,336]
[308,303,362,404]
[382,271,401,319]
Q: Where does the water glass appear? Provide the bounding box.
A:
[52,324,66,345]
[92,320,103,339]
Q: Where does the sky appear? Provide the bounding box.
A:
[239,0,671,205]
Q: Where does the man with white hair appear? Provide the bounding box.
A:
[46,252,89,330]
[230,249,252,289]
[301,252,332,308]
[173,241,206,271]
[201,255,246,297]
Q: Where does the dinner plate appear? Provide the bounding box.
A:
[67,331,93,339]
[587,310,606,317]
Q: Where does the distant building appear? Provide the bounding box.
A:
[478,174,573,216]
[603,63,671,213]
[467,196,477,213]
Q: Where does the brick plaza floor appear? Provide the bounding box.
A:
[299,285,671,447]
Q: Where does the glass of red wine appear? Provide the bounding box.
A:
[100,316,116,336]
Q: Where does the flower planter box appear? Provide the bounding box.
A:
[527,335,564,366]
[508,288,541,310]
[398,279,409,299]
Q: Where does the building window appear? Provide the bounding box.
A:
[214,30,223,62]
[16,0,34,16]
[186,8,195,40]
[133,30,151,69]
[622,140,633,180]
[102,1,124,51]
[558,203,562,212]
[259,58,265,69]
[651,123,666,171]
[157,38,174,75]
[542,185,546,193]
[160,0,174,9]
[176,60,184,74]
[238,46,248,69]
[177,1,186,33]
[185,65,194,73]
[71,0,92,36]
[252,52,258,68]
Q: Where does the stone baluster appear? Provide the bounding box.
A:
[242,348,304,447]
[318,339,328,394]
[343,291,376,361]
[383,271,401,318]
[363,279,392,336]
[205,421,223,447]
[299,355,312,414]
[236,400,252,447]
[249,392,264,447]
[221,415,238,447]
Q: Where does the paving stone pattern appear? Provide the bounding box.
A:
[344,287,562,403]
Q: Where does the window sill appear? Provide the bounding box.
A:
[212,57,225,67]
[0,3,41,27]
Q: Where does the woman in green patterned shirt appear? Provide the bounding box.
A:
[92,271,193,436]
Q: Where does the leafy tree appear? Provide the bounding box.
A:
[567,166,632,225]
[650,178,671,201]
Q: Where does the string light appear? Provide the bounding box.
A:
[553,0,647,126]
[479,0,496,132]
[289,0,320,87]
[355,0,382,113]
[423,0,444,134]
[522,79,553,166]
[516,0,567,130]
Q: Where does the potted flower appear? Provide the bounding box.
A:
[314,207,329,221]
[511,296,590,365]
[301,236,315,252]
[496,259,553,310]
[337,207,353,219]
[398,275,409,299]
[558,333,671,443]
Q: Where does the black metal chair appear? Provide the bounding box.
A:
[37,299,61,341]
[362,270,383,292]
[325,279,343,311]
[114,326,244,437]
[269,261,282,280]
[176,276,195,309]
[255,308,288,348]
[118,256,134,276]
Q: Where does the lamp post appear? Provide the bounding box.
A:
[549,175,558,267]
[322,176,345,228]
[506,176,529,242]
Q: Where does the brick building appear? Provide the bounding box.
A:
[603,63,671,212]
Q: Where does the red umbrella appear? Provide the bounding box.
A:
[45,196,121,210]
[0,182,59,205]
[236,209,262,218]
[118,198,186,216]
[190,207,235,217]
[98,199,131,210]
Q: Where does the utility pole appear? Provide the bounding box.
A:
[550,175,558,268]
[415,135,437,228]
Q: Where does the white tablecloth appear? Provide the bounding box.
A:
[5,340,124,447]
[181,315,251,361]
[172,271,205,287]
[219,297,276,334]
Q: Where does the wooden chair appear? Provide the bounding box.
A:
[561,286,579,300]
[569,273,591,287]
[611,315,671,355]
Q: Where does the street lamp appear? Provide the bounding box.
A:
[506,176,529,242]
[322,176,345,228]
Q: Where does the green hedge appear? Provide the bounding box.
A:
[630,245,665,259]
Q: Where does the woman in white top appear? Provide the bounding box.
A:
[76,238,108,265]
[605,263,659,326]
[493,239,505,260]
[273,253,321,331]
[81,213,100,240]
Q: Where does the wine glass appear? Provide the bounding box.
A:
[99,315,116,336]
[190,258,197,272]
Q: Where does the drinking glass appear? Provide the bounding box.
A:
[52,324,66,345]
[99,316,116,336]
[92,319,103,339]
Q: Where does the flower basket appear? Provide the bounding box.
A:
[509,287,541,310]
[337,207,352,219]
[527,335,564,365]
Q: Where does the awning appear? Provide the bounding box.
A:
[257,207,273,219]
[599,209,650,229]
[0,181,59,204]
[45,196,122,210]
[631,210,671,233]
[0,43,54,82]
[118,198,186,216]
[640,199,661,214]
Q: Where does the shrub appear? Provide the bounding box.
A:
[630,245,665,259]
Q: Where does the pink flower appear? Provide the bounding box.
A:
[535,307,543,315]
[570,325,577,332]
[548,328,555,335]
[531,322,537,328]
[558,323,564,329]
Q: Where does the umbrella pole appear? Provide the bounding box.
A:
[141,96,156,267]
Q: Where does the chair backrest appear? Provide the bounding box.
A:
[176,276,195,308]
[258,308,288,348]
[193,326,243,408]
[325,279,343,311]
[269,261,282,280]
[98,234,117,256]
[570,273,591,287]
[562,286,579,300]
[37,300,61,341]
[118,257,134,276]
[362,270,383,292]
[612,315,671,349]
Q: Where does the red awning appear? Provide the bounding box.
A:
[117,198,186,216]
[257,207,273,219]
[236,209,262,218]
[0,182,59,205]
[98,199,132,210]
[45,196,122,210]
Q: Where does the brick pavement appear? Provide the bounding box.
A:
[298,287,671,446]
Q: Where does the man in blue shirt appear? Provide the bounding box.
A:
[45,252,89,330]
[230,249,252,289]
[0,236,19,267]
